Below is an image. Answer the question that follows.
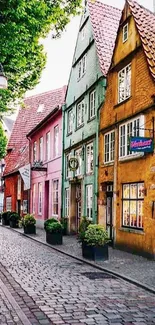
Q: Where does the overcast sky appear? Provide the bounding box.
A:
[27,0,154,97]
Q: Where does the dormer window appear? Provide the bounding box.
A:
[123,23,128,43]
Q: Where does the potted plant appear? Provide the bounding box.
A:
[60,217,68,235]
[82,224,110,261]
[77,216,92,242]
[1,211,11,226]
[9,212,20,228]
[44,218,63,245]
[23,214,36,234]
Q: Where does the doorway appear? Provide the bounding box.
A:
[106,184,113,245]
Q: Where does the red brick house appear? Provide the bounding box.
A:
[3,86,66,216]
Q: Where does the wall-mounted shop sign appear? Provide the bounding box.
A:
[68,157,79,171]
[130,137,154,153]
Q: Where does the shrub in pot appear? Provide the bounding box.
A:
[1,211,11,226]
[82,224,110,261]
[44,218,63,245]
[60,217,68,235]
[23,214,36,234]
[9,212,20,228]
[44,217,58,231]
[77,216,92,243]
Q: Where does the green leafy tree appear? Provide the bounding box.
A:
[0,124,7,158]
[0,0,82,113]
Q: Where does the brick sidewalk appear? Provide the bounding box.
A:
[2,225,155,292]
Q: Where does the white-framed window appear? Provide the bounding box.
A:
[54,125,59,157]
[53,180,59,216]
[68,109,73,134]
[119,116,144,159]
[78,55,86,79]
[39,137,43,161]
[77,100,84,127]
[6,196,11,211]
[33,141,37,161]
[65,188,69,217]
[122,182,144,229]
[32,184,36,214]
[89,89,96,119]
[86,185,93,219]
[66,154,71,179]
[123,23,128,43]
[38,183,42,215]
[86,143,93,173]
[104,131,115,163]
[75,148,82,176]
[118,64,131,103]
[46,132,50,161]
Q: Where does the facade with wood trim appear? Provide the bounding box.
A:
[98,0,155,258]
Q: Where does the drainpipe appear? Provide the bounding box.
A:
[113,125,118,246]
[61,104,66,219]
[96,79,106,223]
[27,136,31,214]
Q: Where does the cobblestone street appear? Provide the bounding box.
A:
[0,227,155,325]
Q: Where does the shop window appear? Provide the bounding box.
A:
[122,182,144,229]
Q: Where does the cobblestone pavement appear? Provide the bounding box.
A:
[9,226,155,290]
[0,227,155,325]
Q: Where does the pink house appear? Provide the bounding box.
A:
[27,86,66,228]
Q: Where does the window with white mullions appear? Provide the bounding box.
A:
[89,89,96,119]
[77,100,84,127]
[122,182,144,229]
[68,109,73,134]
[39,137,43,161]
[46,132,50,161]
[119,116,144,159]
[66,154,71,179]
[123,23,128,42]
[86,185,93,219]
[54,125,59,157]
[75,148,82,176]
[86,143,93,173]
[118,64,131,103]
[104,131,115,163]
[33,141,37,161]
[53,180,59,216]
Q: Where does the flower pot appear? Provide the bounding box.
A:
[24,225,36,234]
[82,242,109,261]
[2,218,10,226]
[10,220,19,228]
[46,232,63,245]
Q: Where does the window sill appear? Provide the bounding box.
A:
[104,161,114,166]
[75,124,84,131]
[86,171,93,176]
[87,116,96,123]
[119,227,144,235]
[119,153,144,162]
[114,96,132,108]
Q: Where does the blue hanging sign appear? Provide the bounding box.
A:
[130,137,154,153]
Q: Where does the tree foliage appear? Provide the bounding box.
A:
[0,0,82,113]
[0,124,7,158]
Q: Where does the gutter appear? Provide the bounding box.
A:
[61,104,66,219]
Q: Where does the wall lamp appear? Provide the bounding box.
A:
[0,63,8,89]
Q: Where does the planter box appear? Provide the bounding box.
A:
[24,225,36,234]
[82,242,109,261]
[2,218,10,226]
[46,232,62,245]
[10,220,19,228]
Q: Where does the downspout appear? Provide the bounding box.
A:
[113,124,118,246]
[95,78,106,223]
[61,104,66,219]
[27,136,31,214]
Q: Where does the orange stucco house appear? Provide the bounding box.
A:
[98,0,155,258]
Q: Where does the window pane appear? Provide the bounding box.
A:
[123,184,130,199]
[123,200,130,226]
[137,201,143,228]
[54,126,59,157]
[138,183,145,198]
[130,184,137,199]
[130,201,137,227]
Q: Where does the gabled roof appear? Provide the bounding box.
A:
[4,86,67,176]
[127,0,155,80]
[88,0,121,76]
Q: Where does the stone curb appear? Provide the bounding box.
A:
[2,225,155,296]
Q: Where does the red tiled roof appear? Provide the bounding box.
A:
[127,0,155,80]
[4,86,67,176]
[88,0,121,76]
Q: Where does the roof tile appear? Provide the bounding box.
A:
[88,0,121,76]
[4,86,67,176]
[127,0,155,80]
